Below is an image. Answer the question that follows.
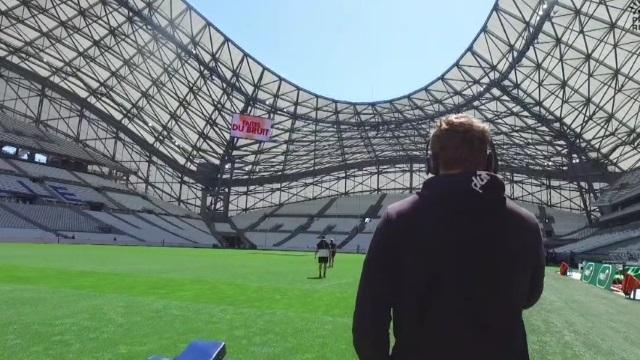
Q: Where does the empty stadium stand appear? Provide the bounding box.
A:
[0,173,52,198]
[554,223,640,254]
[256,217,309,231]
[595,168,640,207]
[104,191,162,212]
[0,204,39,229]
[0,150,221,248]
[11,159,79,182]
[46,181,115,206]
[284,233,347,251]
[149,197,194,217]
[307,218,360,233]
[231,208,275,230]
[275,198,331,215]
[228,194,592,253]
[544,207,587,236]
[6,203,105,233]
[73,171,129,191]
[0,111,127,172]
[245,232,289,249]
[0,111,593,253]
[341,233,372,253]
[325,194,381,215]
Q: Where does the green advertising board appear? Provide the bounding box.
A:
[626,266,640,278]
[581,262,615,290]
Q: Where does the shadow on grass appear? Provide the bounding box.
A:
[307,276,324,280]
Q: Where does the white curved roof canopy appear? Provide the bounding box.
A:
[0,0,638,214]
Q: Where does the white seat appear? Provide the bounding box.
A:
[10,160,78,182]
[245,232,289,249]
[280,233,346,251]
[341,233,373,253]
[275,198,330,215]
[308,218,360,232]
[256,217,308,231]
[105,191,162,212]
[214,222,235,233]
[325,194,381,215]
[46,181,116,206]
[141,214,219,244]
[231,208,274,229]
[0,206,37,228]
[0,173,51,197]
[4,202,105,232]
[148,197,194,216]
[73,171,129,191]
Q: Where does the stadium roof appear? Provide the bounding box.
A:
[0,0,639,213]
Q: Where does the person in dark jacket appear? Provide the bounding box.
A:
[316,235,330,278]
[353,114,545,360]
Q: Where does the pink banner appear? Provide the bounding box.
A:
[230,114,272,141]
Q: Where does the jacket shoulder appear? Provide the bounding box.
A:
[385,194,421,220]
[505,199,540,232]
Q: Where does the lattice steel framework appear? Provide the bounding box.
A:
[0,0,639,216]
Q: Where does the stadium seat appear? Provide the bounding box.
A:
[245,232,289,248]
[105,191,163,212]
[256,217,308,231]
[275,198,330,215]
[325,194,381,215]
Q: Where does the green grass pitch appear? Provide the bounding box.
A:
[0,243,638,359]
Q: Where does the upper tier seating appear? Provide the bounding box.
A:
[5,203,105,232]
[614,239,640,252]
[10,159,78,182]
[46,181,115,206]
[596,169,640,206]
[308,218,360,232]
[0,173,52,197]
[275,198,330,215]
[245,232,289,249]
[256,217,309,231]
[545,207,587,235]
[599,202,640,222]
[555,222,640,253]
[0,158,16,172]
[231,208,274,229]
[149,197,194,217]
[325,194,381,215]
[73,171,129,191]
[0,111,125,171]
[0,111,46,138]
[105,191,162,212]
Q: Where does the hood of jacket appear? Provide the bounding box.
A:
[418,171,506,211]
